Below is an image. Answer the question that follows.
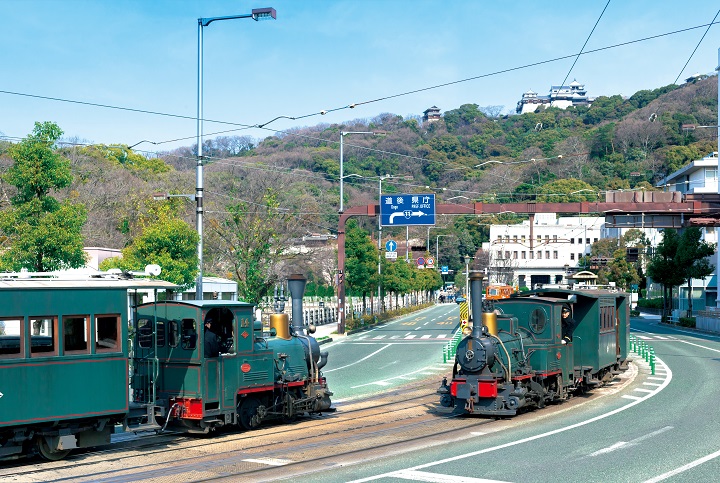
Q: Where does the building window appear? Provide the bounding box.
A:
[521,235,526,243]
[545,235,550,242]
[505,235,510,243]
[570,253,575,260]
[553,251,558,259]
[578,253,583,260]
[537,251,542,259]
[497,250,502,259]
[505,251,510,259]
[594,238,598,243]
[571,238,575,244]
[513,251,518,259]
[578,238,582,244]
[529,251,534,259]
[497,235,502,241]
[537,235,542,243]
[513,235,518,242]
[546,251,550,259]
[586,238,590,244]
[553,235,558,242]
[522,251,526,259]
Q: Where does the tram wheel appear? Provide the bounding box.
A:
[237,398,261,430]
[35,436,71,461]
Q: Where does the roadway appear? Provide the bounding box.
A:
[322,303,460,402]
[311,314,720,482]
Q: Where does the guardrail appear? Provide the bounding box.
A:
[630,334,655,375]
[442,328,463,363]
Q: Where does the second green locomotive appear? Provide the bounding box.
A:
[438,272,630,416]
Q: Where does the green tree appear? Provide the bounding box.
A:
[676,227,715,317]
[100,205,199,290]
[383,259,413,309]
[646,230,681,319]
[215,189,291,304]
[344,220,379,312]
[0,122,88,272]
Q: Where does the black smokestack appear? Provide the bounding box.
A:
[287,274,307,335]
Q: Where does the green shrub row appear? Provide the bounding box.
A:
[637,297,664,309]
[345,303,435,331]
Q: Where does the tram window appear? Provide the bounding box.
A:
[63,316,89,353]
[168,320,180,348]
[95,315,120,352]
[137,318,153,348]
[30,317,56,355]
[156,320,166,347]
[0,318,22,358]
[181,319,197,350]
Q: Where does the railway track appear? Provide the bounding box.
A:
[0,366,637,482]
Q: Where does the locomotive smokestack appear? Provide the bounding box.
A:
[287,274,307,335]
[469,271,485,339]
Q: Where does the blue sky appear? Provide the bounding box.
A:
[1,1,719,154]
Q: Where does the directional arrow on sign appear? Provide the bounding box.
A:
[0,392,3,399]
[389,210,429,224]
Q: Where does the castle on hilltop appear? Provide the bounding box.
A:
[516,80,593,114]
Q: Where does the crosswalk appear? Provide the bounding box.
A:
[633,334,676,341]
[354,333,450,341]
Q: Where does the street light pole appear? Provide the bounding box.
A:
[196,7,276,300]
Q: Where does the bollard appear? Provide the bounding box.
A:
[649,350,656,375]
[442,345,447,363]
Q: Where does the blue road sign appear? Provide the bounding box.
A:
[385,240,397,252]
[380,193,436,227]
[441,265,448,274]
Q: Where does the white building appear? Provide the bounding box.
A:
[482,213,604,288]
[656,152,720,310]
[516,80,593,114]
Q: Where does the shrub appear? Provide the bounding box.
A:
[679,317,696,328]
[637,297,664,309]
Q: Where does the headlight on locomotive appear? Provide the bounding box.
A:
[456,335,495,373]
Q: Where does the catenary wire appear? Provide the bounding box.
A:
[558,0,611,89]
[673,9,720,85]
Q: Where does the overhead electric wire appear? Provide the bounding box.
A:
[673,8,720,84]
[2,19,719,150]
[558,0,611,88]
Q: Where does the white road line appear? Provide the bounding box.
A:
[390,470,508,482]
[637,336,652,339]
[643,382,662,387]
[589,427,672,457]
[647,377,665,381]
[644,447,720,482]
[634,388,654,393]
[405,335,417,339]
[372,335,387,339]
[622,394,644,400]
[421,335,432,339]
[324,344,391,373]
[243,458,292,466]
[437,334,447,338]
[655,336,670,340]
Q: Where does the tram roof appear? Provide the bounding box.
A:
[0,275,177,290]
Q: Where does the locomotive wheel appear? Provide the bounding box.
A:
[35,436,71,461]
[237,398,261,430]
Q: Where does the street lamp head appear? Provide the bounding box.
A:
[251,8,276,20]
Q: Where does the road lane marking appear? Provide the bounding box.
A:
[634,388,654,393]
[642,382,662,387]
[421,335,432,339]
[644,447,720,482]
[243,458,292,466]
[589,427,673,457]
[324,344,391,373]
[390,470,508,482]
[622,395,643,400]
[405,335,417,339]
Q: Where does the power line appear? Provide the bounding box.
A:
[558,0,611,88]
[2,20,719,149]
[673,8,720,85]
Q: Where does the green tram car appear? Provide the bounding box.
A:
[0,272,332,461]
[439,272,630,416]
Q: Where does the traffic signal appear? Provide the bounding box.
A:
[626,247,639,262]
[337,271,344,284]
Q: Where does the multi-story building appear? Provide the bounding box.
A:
[656,151,719,310]
[482,213,603,288]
